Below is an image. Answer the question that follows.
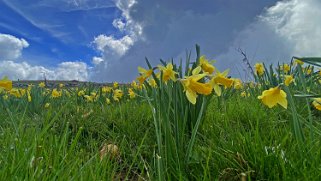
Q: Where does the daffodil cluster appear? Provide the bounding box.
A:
[0,78,142,107]
[136,55,238,104]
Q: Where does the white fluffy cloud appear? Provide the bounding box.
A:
[90,0,144,81]
[261,0,321,56]
[93,34,134,57]
[217,0,321,78]
[92,56,104,65]
[0,33,29,60]
[53,61,88,80]
[0,61,88,81]
[0,33,89,81]
[0,61,51,80]
[112,18,126,32]
[92,0,142,57]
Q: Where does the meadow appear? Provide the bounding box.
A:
[1,45,321,180]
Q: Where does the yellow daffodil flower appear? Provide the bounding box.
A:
[294,59,304,66]
[137,84,144,90]
[38,82,45,88]
[148,78,157,88]
[241,91,250,97]
[20,89,26,96]
[78,90,85,96]
[306,67,312,75]
[52,89,62,98]
[312,98,321,111]
[113,89,123,102]
[280,64,290,74]
[258,86,287,109]
[137,75,146,85]
[113,82,119,88]
[28,84,34,91]
[284,75,294,86]
[180,66,212,104]
[155,71,161,79]
[128,88,136,99]
[0,77,12,91]
[199,55,215,74]
[102,86,112,93]
[137,66,153,84]
[131,81,138,89]
[138,66,153,77]
[91,92,97,97]
[90,92,99,101]
[158,63,177,83]
[84,95,94,102]
[233,78,243,90]
[209,69,234,96]
[10,88,21,98]
[255,63,265,76]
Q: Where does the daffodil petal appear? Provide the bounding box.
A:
[277,95,288,109]
[190,73,207,81]
[190,81,212,95]
[138,66,146,74]
[192,66,202,75]
[213,84,221,96]
[262,95,278,108]
[186,89,197,104]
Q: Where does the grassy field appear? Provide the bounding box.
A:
[1,47,321,180]
[1,91,321,180]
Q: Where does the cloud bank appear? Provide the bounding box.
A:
[217,0,321,79]
[262,0,321,56]
[0,33,89,81]
[0,61,88,80]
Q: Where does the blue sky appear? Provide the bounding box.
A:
[0,0,321,82]
[0,0,116,65]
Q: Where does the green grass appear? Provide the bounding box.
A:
[0,98,153,180]
[1,91,321,180]
[1,50,321,180]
